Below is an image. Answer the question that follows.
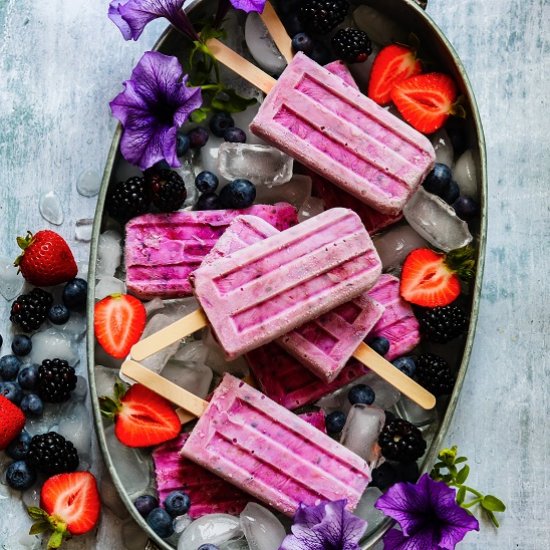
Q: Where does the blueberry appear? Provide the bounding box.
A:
[20,394,43,417]
[0,355,22,380]
[11,335,32,357]
[368,336,390,356]
[0,381,22,404]
[325,411,346,435]
[146,507,174,539]
[62,278,87,311]
[209,112,235,138]
[453,196,479,221]
[291,32,314,55]
[371,462,398,491]
[195,193,221,211]
[422,163,452,196]
[283,13,304,36]
[195,171,219,194]
[6,460,36,490]
[17,365,39,391]
[48,304,71,325]
[176,132,191,157]
[392,356,417,377]
[187,127,209,149]
[6,430,32,460]
[441,180,460,204]
[198,546,220,550]
[164,490,191,517]
[134,494,159,518]
[223,127,247,143]
[219,179,256,209]
[348,384,375,405]
[309,43,332,65]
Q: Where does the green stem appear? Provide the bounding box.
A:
[461,497,482,509]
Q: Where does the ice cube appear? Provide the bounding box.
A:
[204,330,250,376]
[373,224,430,271]
[245,13,286,76]
[178,514,244,550]
[162,359,213,399]
[104,425,152,498]
[15,525,40,549]
[30,329,78,366]
[75,218,94,242]
[220,540,250,550]
[122,519,149,550]
[194,135,225,178]
[403,188,473,252]
[348,44,380,93]
[97,230,122,278]
[0,257,24,300]
[100,471,130,519]
[231,105,265,146]
[95,343,123,370]
[174,157,199,208]
[145,297,165,317]
[96,276,126,300]
[430,129,454,168]
[298,196,325,222]
[240,502,286,550]
[22,485,41,508]
[453,149,478,198]
[354,487,386,531]
[56,312,87,340]
[76,169,101,197]
[73,375,88,402]
[352,5,408,45]
[39,190,64,225]
[174,514,193,533]
[94,364,120,397]
[254,174,312,209]
[340,404,385,466]
[365,373,401,410]
[396,395,438,427]
[218,143,293,186]
[57,402,92,457]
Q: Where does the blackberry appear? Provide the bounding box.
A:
[332,28,372,63]
[414,353,455,396]
[418,304,468,343]
[147,169,187,212]
[37,358,77,403]
[106,176,151,223]
[298,0,349,34]
[10,288,53,333]
[378,418,426,463]
[27,432,79,475]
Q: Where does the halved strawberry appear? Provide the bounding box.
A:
[400,247,474,307]
[391,72,458,134]
[28,472,100,548]
[100,382,180,447]
[367,44,422,105]
[94,294,146,359]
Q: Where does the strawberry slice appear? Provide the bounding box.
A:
[391,72,458,134]
[100,382,180,447]
[28,472,100,548]
[368,45,422,105]
[400,247,475,307]
[94,294,146,359]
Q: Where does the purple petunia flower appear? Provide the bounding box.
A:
[110,51,202,170]
[108,0,198,41]
[229,0,267,12]
[375,474,480,550]
[279,500,368,550]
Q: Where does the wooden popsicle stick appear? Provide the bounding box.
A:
[121,360,208,417]
[131,308,208,361]
[176,408,196,425]
[353,343,436,410]
[206,38,277,94]
[259,1,294,64]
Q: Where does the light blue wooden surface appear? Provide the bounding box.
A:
[0,0,549,548]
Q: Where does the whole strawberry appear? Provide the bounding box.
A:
[0,395,25,450]
[14,231,78,287]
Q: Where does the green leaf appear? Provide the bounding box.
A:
[29,520,50,535]
[455,465,470,484]
[211,88,256,113]
[190,107,210,123]
[481,495,506,513]
[27,507,47,520]
[456,486,466,505]
[47,530,65,549]
[454,457,468,464]
[485,510,500,528]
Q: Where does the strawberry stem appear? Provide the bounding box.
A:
[27,507,69,549]
[14,231,35,268]
[99,381,127,419]
[444,246,476,281]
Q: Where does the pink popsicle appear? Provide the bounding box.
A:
[250,52,435,215]
[324,60,359,88]
[181,374,371,515]
[125,203,298,299]
[367,274,421,361]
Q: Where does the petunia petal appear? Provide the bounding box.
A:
[229,0,267,13]
[108,0,134,39]
[117,0,185,40]
[438,508,479,549]
[383,528,440,550]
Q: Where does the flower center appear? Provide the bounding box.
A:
[151,101,176,126]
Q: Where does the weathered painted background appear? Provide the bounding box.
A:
[0,0,548,548]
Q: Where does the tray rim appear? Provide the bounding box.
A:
[86,1,487,547]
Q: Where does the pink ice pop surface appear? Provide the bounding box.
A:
[202,213,383,380]
[191,208,381,360]
[324,60,359,88]
[152,410,325,518]
[366,274,421,361]
[181,374,370,515]
[124,203,298,299]
[250,52,435,215]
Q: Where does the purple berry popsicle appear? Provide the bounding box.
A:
[250,52,436,215]
[125,203,298,299]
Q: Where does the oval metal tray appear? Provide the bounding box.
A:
[87,1,487,547]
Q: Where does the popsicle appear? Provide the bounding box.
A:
[125,203,298,299]
[367,274,421,361]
